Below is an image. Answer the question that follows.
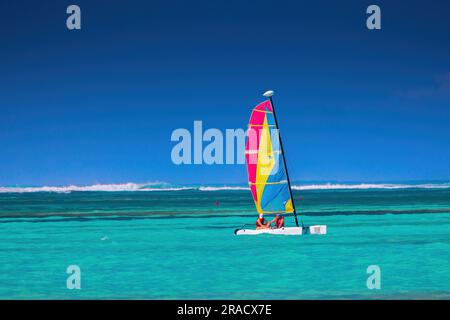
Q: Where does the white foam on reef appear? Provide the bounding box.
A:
[198,183,450,191]
[0,182,179,193]
[1,182,449,193]
[291,183,450,190]
[198,186,249,191]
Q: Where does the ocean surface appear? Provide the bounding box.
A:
[1,183,450,299]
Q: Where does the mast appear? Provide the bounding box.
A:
[263,90,301,228]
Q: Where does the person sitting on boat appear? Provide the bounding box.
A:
[272,214,285,229]
[255,214,271,229]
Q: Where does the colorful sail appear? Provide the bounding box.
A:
[245,100,294,215]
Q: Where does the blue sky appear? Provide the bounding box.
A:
[1,0,450,185]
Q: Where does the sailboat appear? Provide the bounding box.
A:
[235,91,327,236]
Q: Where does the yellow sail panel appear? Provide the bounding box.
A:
[284,198,294,213]
[255,117,275,212]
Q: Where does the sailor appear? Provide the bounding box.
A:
[271,214,285,228]
[255,214,271,229]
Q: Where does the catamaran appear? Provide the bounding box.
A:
[235,91,327,236]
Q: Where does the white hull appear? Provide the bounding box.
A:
[235,225,327,236]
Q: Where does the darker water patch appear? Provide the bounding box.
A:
[0,208,449,224]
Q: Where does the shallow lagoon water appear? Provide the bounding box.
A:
[0,188,449,299]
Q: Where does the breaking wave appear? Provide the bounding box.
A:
[291,183,450,190]
[0,182,187,193]
[198,186,248,191]
[0,182,449,193]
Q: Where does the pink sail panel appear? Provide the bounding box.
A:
[245,100,273,211]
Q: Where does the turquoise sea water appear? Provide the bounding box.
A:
[1,187,450,299]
